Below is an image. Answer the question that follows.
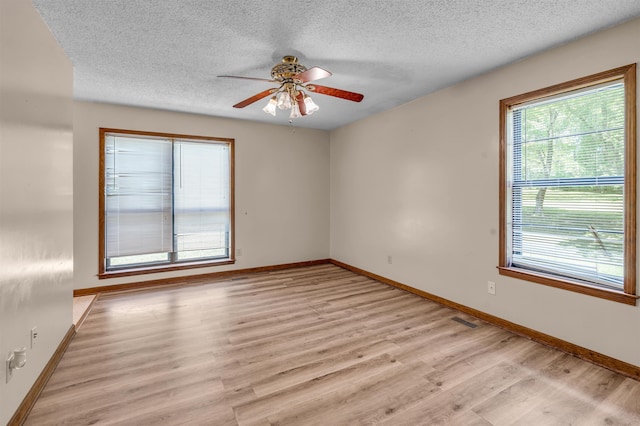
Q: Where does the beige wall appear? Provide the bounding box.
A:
[0,0,74,423]
[74,102,330,290]
[2,1,639,421]
[330,17,640,367]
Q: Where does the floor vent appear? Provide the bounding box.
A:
[452,317,478,328]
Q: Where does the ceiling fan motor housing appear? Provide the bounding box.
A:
[271,56,307,81]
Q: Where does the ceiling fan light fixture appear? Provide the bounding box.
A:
[276,91,292,110]
[262,96,277,116]
[223,56,363,119]
[289,102,302,119]
[303,95,319,115]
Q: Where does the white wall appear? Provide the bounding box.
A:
[0,0,74,423]
[74,102,330,290]
[330,17,640,367]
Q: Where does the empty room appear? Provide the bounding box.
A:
[2,0,640,424]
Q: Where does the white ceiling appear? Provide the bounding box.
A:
[33,0,640,130]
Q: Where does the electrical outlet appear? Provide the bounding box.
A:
[236,248,242,257]
[387,255,393,264]
[487,281,496,295]
[31,327,38,348]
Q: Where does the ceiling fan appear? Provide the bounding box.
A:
[218,56,364,119]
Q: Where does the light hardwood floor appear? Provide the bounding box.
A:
[72,295,96,330]
[25,264,640,425]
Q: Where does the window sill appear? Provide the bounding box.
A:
[497,266,638,306]
[98,258,236,279]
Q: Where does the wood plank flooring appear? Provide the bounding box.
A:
[25,264,640,425]
[72,295,96,330]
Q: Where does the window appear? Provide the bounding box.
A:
[99,129,234,277]
[499,64,637,304]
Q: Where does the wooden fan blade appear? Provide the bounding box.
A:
[233,89,276,108]
[307,85,364,102]
[295,67,332,83]
[295,92,307,116]
[218,75,276,83]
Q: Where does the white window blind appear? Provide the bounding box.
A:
[507,81,625,289]
[105,135,173,259]
[174,141,230,261]
[104,132,232,270]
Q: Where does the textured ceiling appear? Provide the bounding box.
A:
[33,0,640,130]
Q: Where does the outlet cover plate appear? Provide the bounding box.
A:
[31,326,38,348]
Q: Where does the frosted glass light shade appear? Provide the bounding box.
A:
[277,92,292,109]
[289,102,301,119]
[262,97,277,116]
[304,96,319,114]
